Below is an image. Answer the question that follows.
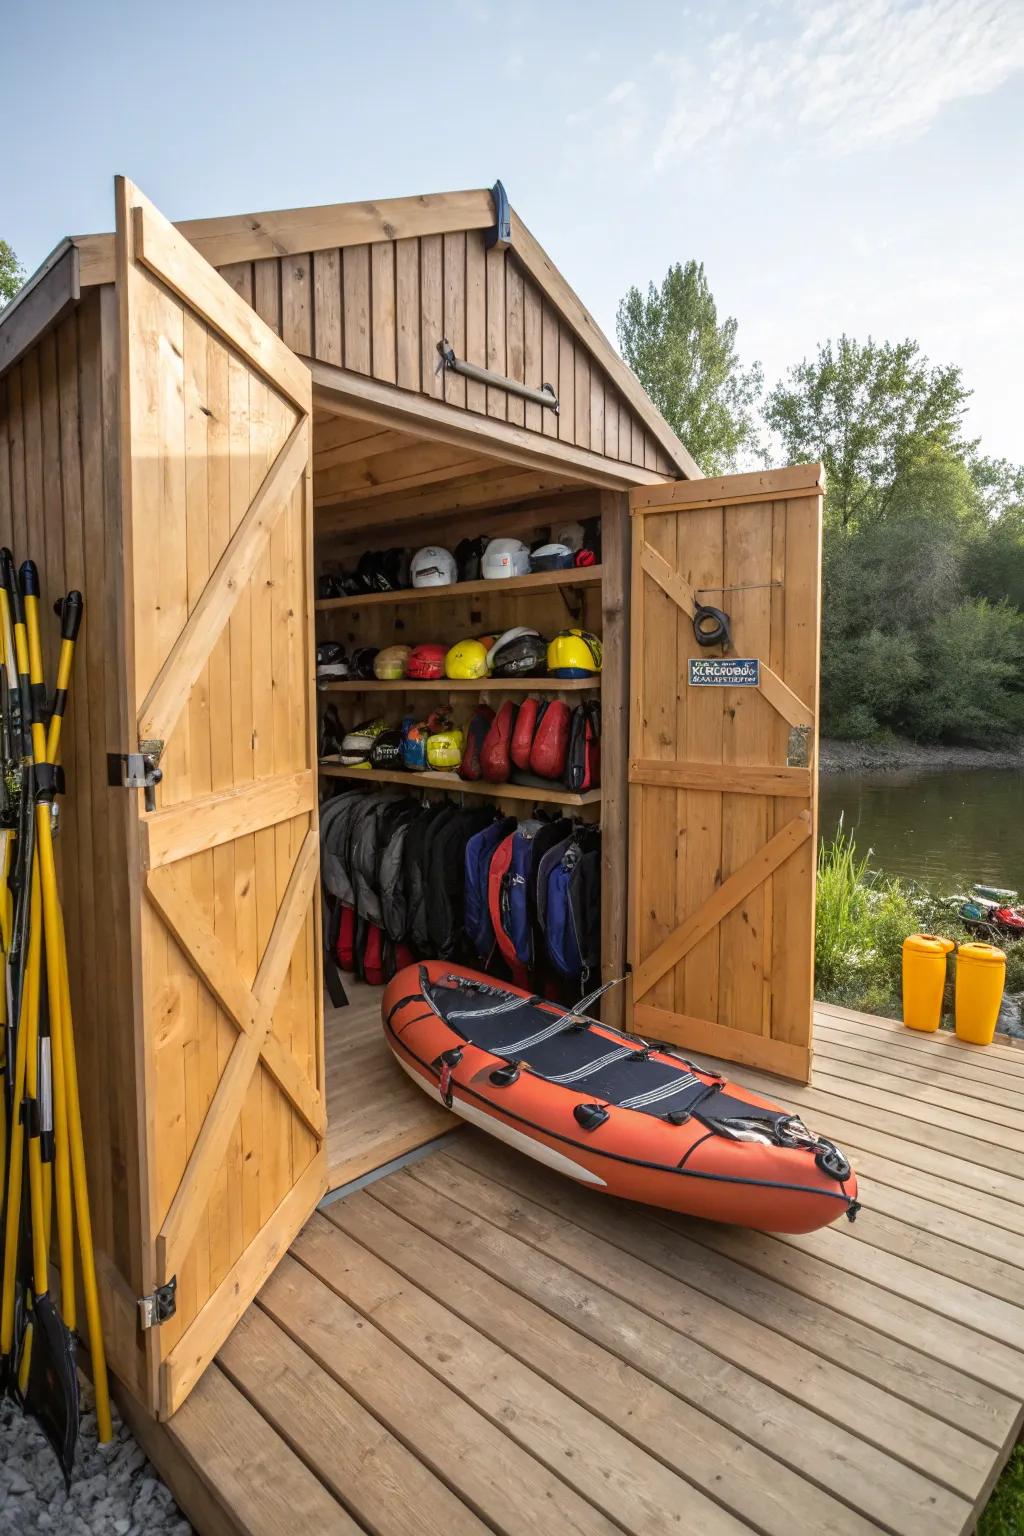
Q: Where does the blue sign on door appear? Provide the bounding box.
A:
[688,657,761,687]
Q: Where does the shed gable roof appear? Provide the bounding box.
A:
[69,184,698,479]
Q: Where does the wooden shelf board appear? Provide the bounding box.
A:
[315,564,603,611]
[318,762,602,806]
[319,676,599,693]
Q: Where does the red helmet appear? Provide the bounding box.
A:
[405,643,448,680]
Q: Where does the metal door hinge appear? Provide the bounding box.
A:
[138,1276,177,1330]
[108,742,164,811]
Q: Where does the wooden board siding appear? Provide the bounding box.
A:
[211,240,672,478]
[0,289,151,1399]
[628,466,823,1082]
[115,178,325,1417]
[134,1003,1024,1536]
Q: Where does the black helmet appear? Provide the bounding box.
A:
[489,627,547,677]
[349,646,380,680]
[317,703,345,758]
[316,642,348,682]
[369,728,405,769]
[455,536,487,582]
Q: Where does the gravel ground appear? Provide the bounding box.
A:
[0,1380,191,1536]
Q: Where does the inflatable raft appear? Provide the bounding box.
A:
[382,962,860,1234]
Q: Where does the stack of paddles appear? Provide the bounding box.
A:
[0,551,110,1482]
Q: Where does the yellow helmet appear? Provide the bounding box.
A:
[426,727,465,769]
[546,628,602,678]
[444,639,490,680]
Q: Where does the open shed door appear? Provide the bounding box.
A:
[115,178,324,1417]
[627,466,823,1083]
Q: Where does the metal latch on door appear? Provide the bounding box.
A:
[107,741,164,811]
[137,1276,177,1330]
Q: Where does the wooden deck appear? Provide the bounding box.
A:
[128,1002,1024,1536]
[324,978,453,1188]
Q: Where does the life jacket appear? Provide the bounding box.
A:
[459,705,495,780]
[487,831,527,985]
[407,805,457,955]
[378,805,422,944]
[464,816,516,963]
[530,700,570,779]
[544,829,602,992]
[481,701,518,782]
[564,702,601,792]
[336,904,357,972]
[426,806,496,958]
[511,698,541,772]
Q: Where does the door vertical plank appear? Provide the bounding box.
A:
[676,507,724,1023]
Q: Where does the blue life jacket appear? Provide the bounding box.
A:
[463,816,516,961]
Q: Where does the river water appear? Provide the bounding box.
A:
[818,767,1024,892]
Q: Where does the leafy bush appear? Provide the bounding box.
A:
[903,599,1024,742]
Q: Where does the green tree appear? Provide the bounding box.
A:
[764,336,974,529]
[616,261,763,475]
[0,240,24,306]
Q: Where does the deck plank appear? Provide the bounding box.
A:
[132,1004,1024,1536]
[257,1252,620,1536]
[438,1139,1000,1490]
[218,1304,487,1536]
[300,1207,751,1536]
[341,1181,884,1536]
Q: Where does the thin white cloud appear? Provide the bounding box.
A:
[654,0,1024,166]
[605,79,636,105]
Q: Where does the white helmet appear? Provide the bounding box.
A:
[411,546,457,588]
[482,537,531,580]
[552,519,585,552]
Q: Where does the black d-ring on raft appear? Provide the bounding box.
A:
[693,604,732,649]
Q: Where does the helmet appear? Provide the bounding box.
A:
[354,548,409,592]
[317,703,345,759]
[426,727,465,770]
[529,542,575,573]
[411,546,457,588]
[445,639,490,680]
[455,536,487,582]
[489,627,547,677]
[401,719,433,771]
[349,647,380,680]
[369,729,405,769]
[552,519,585,552]
[482,538,530,580]
[547,628,602,677]
[405,643,448,680]
[316,642,348,682]
[374,644,411,681]
[339,718,387,768]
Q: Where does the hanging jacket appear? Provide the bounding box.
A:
[464,816,516,963]
[426,805,497,958]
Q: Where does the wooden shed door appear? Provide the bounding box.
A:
[115,178,325,1417]
[627,466,823,1083]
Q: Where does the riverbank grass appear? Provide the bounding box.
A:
[815,824,1024,1022]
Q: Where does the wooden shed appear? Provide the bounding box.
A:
[0,177,823,1427]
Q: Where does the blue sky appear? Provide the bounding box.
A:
[4,0,1022,461]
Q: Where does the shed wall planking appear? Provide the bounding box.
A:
[212,241,673,477]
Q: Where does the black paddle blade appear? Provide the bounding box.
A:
[22,1291,79,1486]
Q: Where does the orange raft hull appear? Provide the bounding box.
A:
[383,962,859,1235]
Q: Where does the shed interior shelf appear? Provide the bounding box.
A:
[315,565,603,611]
[319,676,599,693]
[319,761,602,807]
